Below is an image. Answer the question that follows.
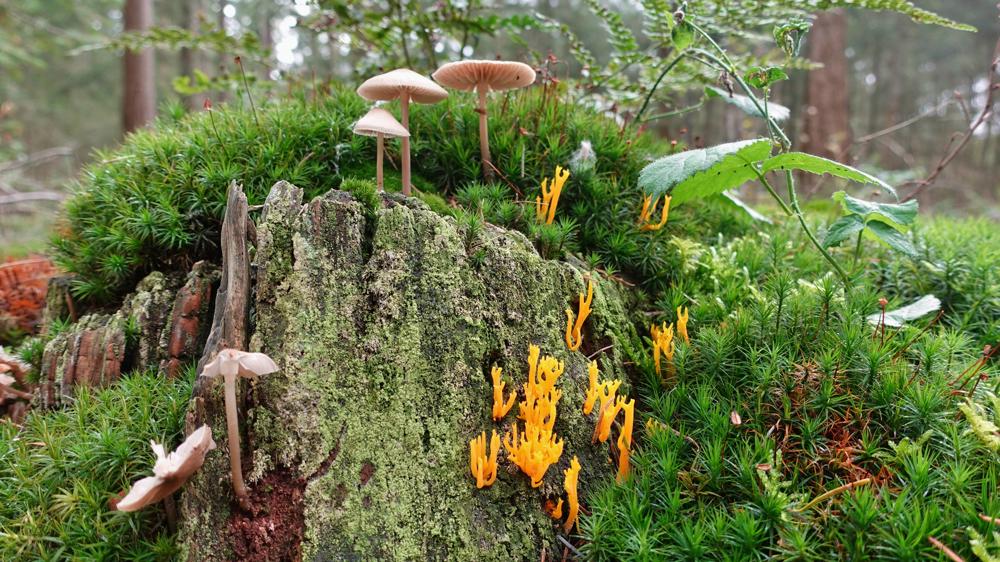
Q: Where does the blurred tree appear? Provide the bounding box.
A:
[803,9,850,162]
[122,0,155,132]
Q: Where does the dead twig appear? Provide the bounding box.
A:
[928,536,966,562]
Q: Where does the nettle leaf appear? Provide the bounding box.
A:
[744,66,788,89]
[763,153,897,199]
[822,214,865,247]
[866,220,917,256]
[705,86,789,121]
[671,20,695,50]
[639,139,773,205]
[831,191,918,228]
[866,295,941,327]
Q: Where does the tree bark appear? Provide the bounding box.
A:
[123,0,156,133]
[802,9,851,163]
[179,0,202,111]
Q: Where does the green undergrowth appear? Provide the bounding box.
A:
[580,218,1000,561]
[0,368,193,560]
[54,82,759,304]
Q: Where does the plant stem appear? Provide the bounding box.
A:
[785,170,851,285]
[634,52,685,124]
[235,57,261,131]
[853,229,864,268]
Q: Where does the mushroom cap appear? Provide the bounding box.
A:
[353,108,410,139]
[0,373,13,387]
[432,60,536,93]
[201,349,280,379]
[116,425,217,512]
[357,69,448,104]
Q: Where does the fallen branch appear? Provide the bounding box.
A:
[0,191,64,206]
[797,478,872,512]
[928,536,966,562]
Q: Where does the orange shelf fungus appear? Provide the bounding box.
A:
[535,165,570,224]
[563,456,581,532]
[637,194,672,231]
[583,361,600,414]
[505,344,565,487]
[676,306,690,344]
[650,322,676,376]
[564,280,593,351]
[616,398,635,482]
[490,365,516,421]
[469,430,500,488]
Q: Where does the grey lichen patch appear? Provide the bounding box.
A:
[179,183,640,560]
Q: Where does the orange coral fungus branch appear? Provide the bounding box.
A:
[637,195,671,231]
[583,361,600,414]
[491,365,516,420]
[593,388,624,444]
[563,456,581,532]
[650,322,675,375]
[534,165,570,225]
[469,430,500,488]
[616,398,635,481]
[564,280,593,351]
[505,344,565,487]
[676,306,690,345]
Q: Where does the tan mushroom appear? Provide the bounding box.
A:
[116,424,216,512]
[432,60,536,179]
[353,108,410,192]
[200,349,278,509]
[356,69,448,195]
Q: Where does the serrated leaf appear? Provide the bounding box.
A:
[763,153,897,199]
[639,139,773,205]
[705,86,789,121]
[745,66,788,89]
[823,214,865,247]
[866,220,917,256]
[672,20,694,50]
[722,191,772,224]
[866,294,940,327]
[831,191,918,227]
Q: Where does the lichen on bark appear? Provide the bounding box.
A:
[179,182,639,560]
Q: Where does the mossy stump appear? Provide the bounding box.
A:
[180,182,638,560]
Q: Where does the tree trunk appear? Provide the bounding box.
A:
[123,0,156,133]
[179,0,202,111]
[802,9,851,164]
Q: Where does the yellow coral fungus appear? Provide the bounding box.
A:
[469,430,500,488]
[593,387,624,444]
[583,361,600,414]
[564,280,593,351]
[535,165,571,224]
[545,498,564,519]
[563,456,581,532]
[676,306,690,344]
[650,322,675,375]
[490,365,516,421]
[616,398,635,481]
[505,345,565,487]
[637,194,671,231]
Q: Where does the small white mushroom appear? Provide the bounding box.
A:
[432,60,536,179]
[116,424,216,512]
[200,349,279,509]
[356,69,448,195]
[353,108,410,192]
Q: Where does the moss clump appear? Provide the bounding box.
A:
[0,369,192,560]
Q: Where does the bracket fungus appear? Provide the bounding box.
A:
[353,108,410,192]
[115,425,216,512]
[200,348,279,509]
[490,365,516,421]
[564,279,593,352]
[356,69,447,195]
[469,429,500,488]
[432,60,535,179]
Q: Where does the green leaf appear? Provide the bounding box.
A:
[722,191,772,224]
[639,139,773,205]
[822,214,865,247]
[867,295,941,327]
[763,153,898,200]
[744,66,788,89]
[671,20,694,50]
[831,191,918,227]
[705,86,789,121]
[866,220,917,256]
[773,20,811,57]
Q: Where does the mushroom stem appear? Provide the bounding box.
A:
[477,83,492,179]
[222,372,251,510]
[400,92,412,196]
[376,133,384,191]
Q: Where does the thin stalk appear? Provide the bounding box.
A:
[640,100,704,123]
[798,478,872,512]
[235,56,261,131]
[853,229,864,268]
[785,170,851,285]
[399,92,412,195]
[376,134,384,191]
[223,374,251,510]
[634,52,685,124]
[477,83,492,180]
